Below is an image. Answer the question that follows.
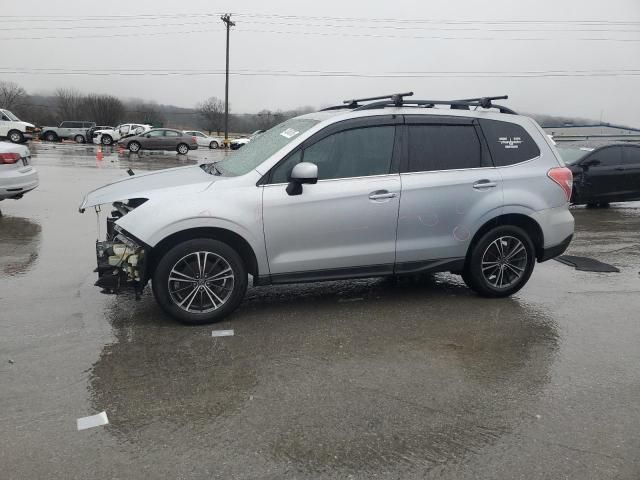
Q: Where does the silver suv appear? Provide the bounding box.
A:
[80,94,574,324]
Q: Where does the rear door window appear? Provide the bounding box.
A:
[479,119,540,166]
[622,146,640,166]
[406,124,482,172]
[165,130,180,137]
[588,147,622,167]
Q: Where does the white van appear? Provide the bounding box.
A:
[0,109,37,143]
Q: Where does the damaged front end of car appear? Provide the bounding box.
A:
[91,199,149,298]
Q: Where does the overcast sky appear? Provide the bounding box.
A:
[2,0,639,125]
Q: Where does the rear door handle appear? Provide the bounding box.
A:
[369,190,397,200]
[473,180,497,189]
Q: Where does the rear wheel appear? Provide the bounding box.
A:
[152,238,248,324]
[128,141,141,153]
[209,140,219,149]
[177,143,189,155]
[8,130,24,143]
[462,225,535,297]
[44,131,57,142]
[74,134,85,143]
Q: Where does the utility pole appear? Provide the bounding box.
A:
[221,13,235,148]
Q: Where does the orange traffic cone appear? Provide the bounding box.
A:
[96,147,104,161]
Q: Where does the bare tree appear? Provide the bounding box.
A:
[127,101,165,126]
[82,94,124,126]
[256,109,285,130]
[196,97,225,134]
[55,88,86,120]
[0,81,27,110]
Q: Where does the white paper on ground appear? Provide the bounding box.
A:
[77,411,109,431]
[211,329,234,337]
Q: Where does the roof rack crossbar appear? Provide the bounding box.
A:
[353,96,516,114]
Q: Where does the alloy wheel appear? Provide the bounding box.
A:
[481,236,528,289]
[168,251,235,313]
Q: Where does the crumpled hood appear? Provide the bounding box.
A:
[79,165,216,212]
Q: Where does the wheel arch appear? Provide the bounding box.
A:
[467,213,545,262]
[148,227,260,279]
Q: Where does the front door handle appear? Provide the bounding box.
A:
[369,190,397,200]
[473,179,497,189]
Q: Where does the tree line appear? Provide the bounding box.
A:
[0,80,314,134]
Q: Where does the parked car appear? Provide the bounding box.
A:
[0,109,38,144]
[230,130,265,150]
[93,124,151,146]
[79,94,574,325]
[40,121,96,143]
[0,141,38,200]
[183,130,223,149]
[558,144,640,207]
[88,125,113,144]
[117,128,198,154]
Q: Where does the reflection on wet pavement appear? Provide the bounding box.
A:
[0,215,41,276]
[1,143,639,479]
[89,276,558,476]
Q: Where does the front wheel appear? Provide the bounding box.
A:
[209,140,219,149]
[101,135,113,145]
[8,130,24,143]
[462,225,535,297]
[44,132,57,142]
[128,141,141,153]
[152,239,248,324]
[177,143,189,155]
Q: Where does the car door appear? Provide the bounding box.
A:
[620,146,640,200]
[163,130,181,150]
[143,130,165,149]
[578,147,623,201]
[262,116,402,279]
[395,116,502,270]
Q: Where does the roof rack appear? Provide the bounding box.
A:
[321,92,414,111]
[321,93,516,114]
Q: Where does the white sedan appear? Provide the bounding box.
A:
[0,141,38,201]
[183,130,223,149]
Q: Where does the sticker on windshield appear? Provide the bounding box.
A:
[280,128,300,139]
[498,136,523,149]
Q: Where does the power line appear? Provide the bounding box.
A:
[2,26,638,42]
[0,19,637,33]
[1,68,639,78]
[1,12,638,26]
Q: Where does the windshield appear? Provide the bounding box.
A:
[557,147,593,165]
[2,110,20,121]
[213,118,319,176]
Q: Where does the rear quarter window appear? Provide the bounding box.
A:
[479,119,540,166]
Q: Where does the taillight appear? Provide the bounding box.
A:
[547,167,573,201]
[192,136,197,142]
[0,152,21,164]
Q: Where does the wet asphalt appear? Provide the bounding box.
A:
[1,142,639,479]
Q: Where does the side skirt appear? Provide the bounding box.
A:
[254,257,466,286]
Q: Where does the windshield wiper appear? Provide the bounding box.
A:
[203,163,223,176]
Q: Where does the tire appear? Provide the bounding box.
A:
[101,135,113,146]
[209,140,219,149]
[128,141,141,153]
[462,225,535,298]
[177,143,189,155]
[43,131,57,142]
[74,134,85,143]
[152,238,248,324]
[8,130,24,143]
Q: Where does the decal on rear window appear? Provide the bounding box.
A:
[280,128,300,139]
[480,119,540,166]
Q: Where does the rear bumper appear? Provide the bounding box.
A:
[539,234,573,262]
[0,167,39,200]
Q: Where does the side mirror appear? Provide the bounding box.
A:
[582,158,600,169]
[286,162,318,196]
